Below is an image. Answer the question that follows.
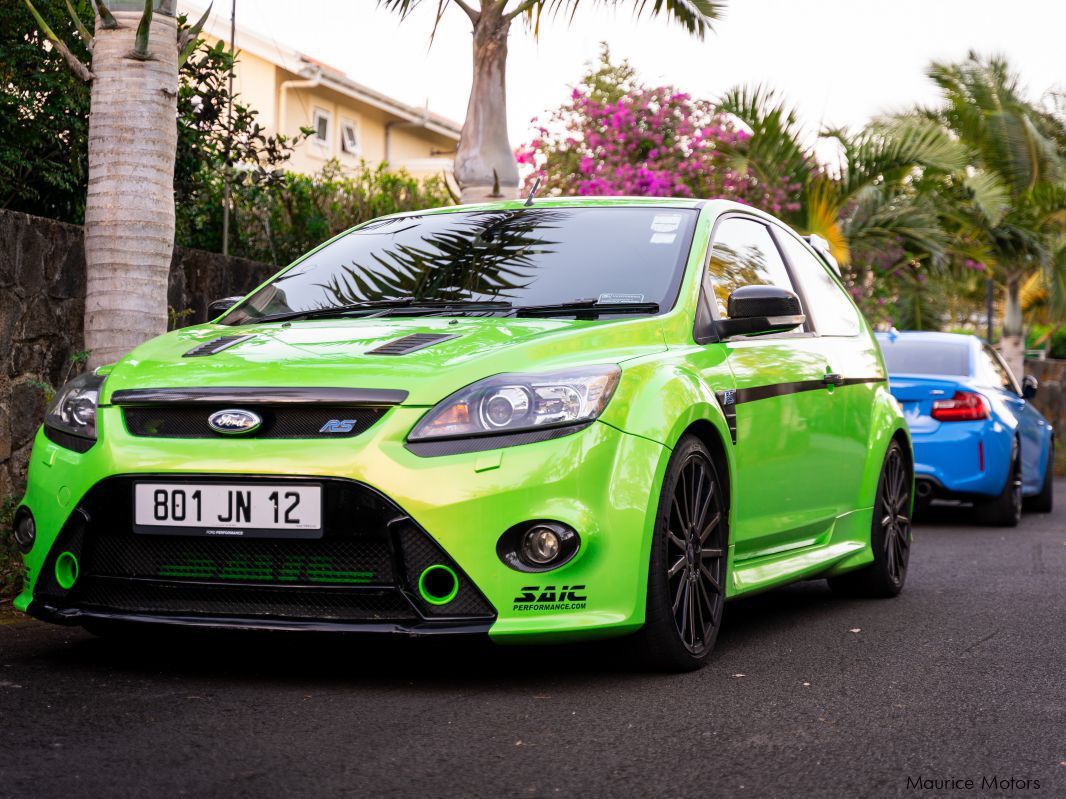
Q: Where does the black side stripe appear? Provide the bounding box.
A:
[715,377,884,444]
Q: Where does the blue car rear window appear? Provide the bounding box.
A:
[881,341,970,376]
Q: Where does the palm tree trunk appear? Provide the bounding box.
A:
[84,11,178,368]
[455,5,519,203]
[1001,274,1025,379]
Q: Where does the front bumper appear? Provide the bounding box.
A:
[16,405,667,641]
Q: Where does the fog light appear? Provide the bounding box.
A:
[497,521,580,572]
[522,526,561,565]
[12,508,35,553]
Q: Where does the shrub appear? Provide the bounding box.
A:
[179,160,455,267]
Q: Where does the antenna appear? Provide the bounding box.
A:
[524,177,542,207]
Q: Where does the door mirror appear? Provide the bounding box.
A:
[714,285,805,338]
[1022,374,1038,400]
[208,296,244,317]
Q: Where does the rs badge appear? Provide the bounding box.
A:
[319,419,358,434]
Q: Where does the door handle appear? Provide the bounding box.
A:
[822,373,844,387]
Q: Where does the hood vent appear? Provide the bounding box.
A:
[367,333,458,356]
[183,334,255,358]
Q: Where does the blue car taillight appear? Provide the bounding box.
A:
[931,391,990,422]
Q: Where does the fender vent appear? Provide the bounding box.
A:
[183,334,255,358]
[367,333,458,356]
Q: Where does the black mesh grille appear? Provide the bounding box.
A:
[123,406,386,439]
[38,477,496,627]
[78,577,416,621]
[396,522,495,618]
[84,536,394,585]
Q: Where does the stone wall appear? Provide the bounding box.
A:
[0,209,275,500]
[1026,359,1066,442]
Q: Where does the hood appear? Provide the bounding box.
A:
[100,316,667,406]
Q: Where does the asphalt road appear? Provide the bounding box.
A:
[1,488,1064,799]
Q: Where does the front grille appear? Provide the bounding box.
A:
[38,477,496,628]
[123,406,386,439]
[78,577,414,621]
[85,536,394,585]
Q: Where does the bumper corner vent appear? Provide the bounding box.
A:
[367,333,458,356]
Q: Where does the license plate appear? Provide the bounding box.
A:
[133,483,323,538]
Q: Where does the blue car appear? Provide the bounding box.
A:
[876,331,1054,525]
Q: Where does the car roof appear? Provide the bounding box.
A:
[366,196,777,222]
[875,330,982,347]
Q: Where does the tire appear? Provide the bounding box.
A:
[630,435,727,672]
[977,439,1022,527]
[1024,439,1054,513]
[828,440,912,598]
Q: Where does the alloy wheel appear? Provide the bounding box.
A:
[666,453,726,655]
[881,446,912,584]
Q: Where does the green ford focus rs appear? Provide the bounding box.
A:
[13,197,913,671]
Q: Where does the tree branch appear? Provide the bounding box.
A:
[504,0,539,21]
[452,0,479,20]
[93,0,120,29]
[22,0,94,81]
[177,1,213,64]
[127,0,153,60]
[64,0,93,47]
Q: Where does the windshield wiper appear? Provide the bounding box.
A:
[372,300,513,317]
[250,299,511,323]
[512,300,661,318]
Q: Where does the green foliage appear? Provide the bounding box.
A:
[24,379,55,403]
[0,0,92,223]
[0,496,21,601]
[179,160,454,267]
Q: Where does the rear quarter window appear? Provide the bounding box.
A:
[775,232,861,337]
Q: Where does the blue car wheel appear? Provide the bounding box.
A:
[976,439,1022,527]
[1024,439,1055,513]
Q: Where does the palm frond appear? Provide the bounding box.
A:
[536,0,725,38]
[718,84,813,190]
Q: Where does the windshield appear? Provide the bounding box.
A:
[880,340,971,376]
[222,207,698,323]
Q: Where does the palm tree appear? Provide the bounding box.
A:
[20,0,210,368]
[923,54,1064,376]
[719,87,972,283]
[378,0,724,203]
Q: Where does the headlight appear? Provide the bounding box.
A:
[44,371,105,442]
[409,366,621,441]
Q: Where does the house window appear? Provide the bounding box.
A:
[340,119,361,156]
[312,107,331,148]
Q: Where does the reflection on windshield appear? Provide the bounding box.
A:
[223,207,698,324]
[316,210,561,307]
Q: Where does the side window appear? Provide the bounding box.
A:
[775,231,861,336]
[978,346,1019,393]
[707,218,795,316]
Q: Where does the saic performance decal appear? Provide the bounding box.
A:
[513,585,587,612]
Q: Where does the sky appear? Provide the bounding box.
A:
[185,0,1064,161]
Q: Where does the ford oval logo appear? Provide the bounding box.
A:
[208,408,262,436]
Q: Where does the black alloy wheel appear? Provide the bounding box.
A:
[828,439,912,598]
[666,452,726,655]
[631,435,727,671]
